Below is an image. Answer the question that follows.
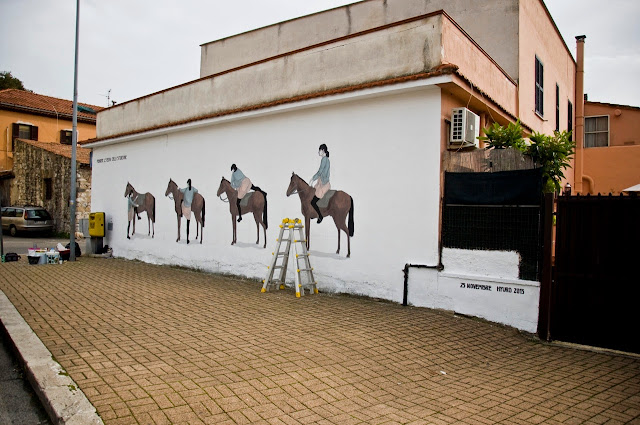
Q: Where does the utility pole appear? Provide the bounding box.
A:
[69,0,80,261]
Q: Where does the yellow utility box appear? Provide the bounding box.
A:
[89,212,106,237]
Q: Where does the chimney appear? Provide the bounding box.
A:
[575,35,586,193]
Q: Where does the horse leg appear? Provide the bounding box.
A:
[132,215,136,235]
[176,215,181,242]
[127,220,131,239]
[253,211,261,245]
[147,215,151,236]
[231,215,236,245]
[199,216,203,244]
[333,215,350,257]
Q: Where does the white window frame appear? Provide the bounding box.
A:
[584,115,610,148]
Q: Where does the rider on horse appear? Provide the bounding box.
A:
[231,164,266,222]
[310,144,330,223]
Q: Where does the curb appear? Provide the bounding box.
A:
[0,290,103,425]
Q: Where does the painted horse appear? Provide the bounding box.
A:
[165,179,206,244]
[286,172,354,257]
[217,177,268,248]
[124,182,156,238]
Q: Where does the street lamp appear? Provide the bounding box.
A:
[69,0,80,261]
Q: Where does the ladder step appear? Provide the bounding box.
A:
[297,268,313,272]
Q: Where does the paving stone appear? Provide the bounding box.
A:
[1,258,639,425]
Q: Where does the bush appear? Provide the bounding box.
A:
[479,121,575,193]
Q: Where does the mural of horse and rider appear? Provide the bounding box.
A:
[217,164,268,248]
[165,179,206,244]
[124,182,155,239]
[124,144,354,256]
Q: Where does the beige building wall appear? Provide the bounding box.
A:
[518,0,576,135]
[200,0,520,81]
[0,110,96,170]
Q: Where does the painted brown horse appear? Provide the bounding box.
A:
[217,177,268,248]
[286,173,354,257]
[124,182,155,238]
[165,179,205,244]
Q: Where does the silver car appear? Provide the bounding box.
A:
[1,206,54,236]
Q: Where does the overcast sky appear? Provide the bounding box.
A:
[1,0,639,108]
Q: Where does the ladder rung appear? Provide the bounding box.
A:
[297,268,313,272]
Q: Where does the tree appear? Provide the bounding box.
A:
[527,131,575,193]
[480,120,575,193]
[0,71,27,91]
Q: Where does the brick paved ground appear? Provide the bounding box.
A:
[1,258,639,425]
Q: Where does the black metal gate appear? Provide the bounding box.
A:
[552,194,640,353]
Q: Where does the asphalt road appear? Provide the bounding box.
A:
[1,234,75,257]
[0,332,52,425]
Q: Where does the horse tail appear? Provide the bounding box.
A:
[201,198,206,227]
[348,196,354,237]
[262,190,268,229]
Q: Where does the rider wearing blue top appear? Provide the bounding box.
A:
[179,179,198,244]
[310,144,330,223]
[127,194,139,239]
[230,164,266,222]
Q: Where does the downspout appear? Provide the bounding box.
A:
[574,35,586,193]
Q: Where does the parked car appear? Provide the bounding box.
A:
[1,206,54,236]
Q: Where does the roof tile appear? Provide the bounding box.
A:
[0,89,104,121]
[17,139,91,165]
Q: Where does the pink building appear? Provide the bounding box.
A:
[578,100,640,194]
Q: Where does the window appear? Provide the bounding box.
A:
[568,101,573,140]
[44,178,53,200]
[60,130,73,145]
[584,116,609,147]
[26,209,51,220]
[535,56,544,116]
[555,84,560,132]
[11,123,38,151]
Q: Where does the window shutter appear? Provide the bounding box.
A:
[31,126,38,141]
[11,123,19,151]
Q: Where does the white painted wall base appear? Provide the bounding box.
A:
[406,249,541,333]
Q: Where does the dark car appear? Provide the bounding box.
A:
[1,206,54,236]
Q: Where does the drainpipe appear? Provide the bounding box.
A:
[574,35,586,193]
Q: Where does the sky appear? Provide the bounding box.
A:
[1,0,639,109]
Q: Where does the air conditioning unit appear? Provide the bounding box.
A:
[449,107,480,149]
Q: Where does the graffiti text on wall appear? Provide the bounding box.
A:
[96,155,127,164]
[460,283,525,295]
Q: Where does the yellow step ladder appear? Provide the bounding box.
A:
[262,218,318,297]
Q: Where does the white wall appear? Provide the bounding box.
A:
[91,84,442,303]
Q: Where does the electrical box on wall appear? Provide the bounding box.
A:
[89,212,105,237]
[449,107,479,149]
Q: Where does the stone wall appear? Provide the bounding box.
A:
[11,140,91,233]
